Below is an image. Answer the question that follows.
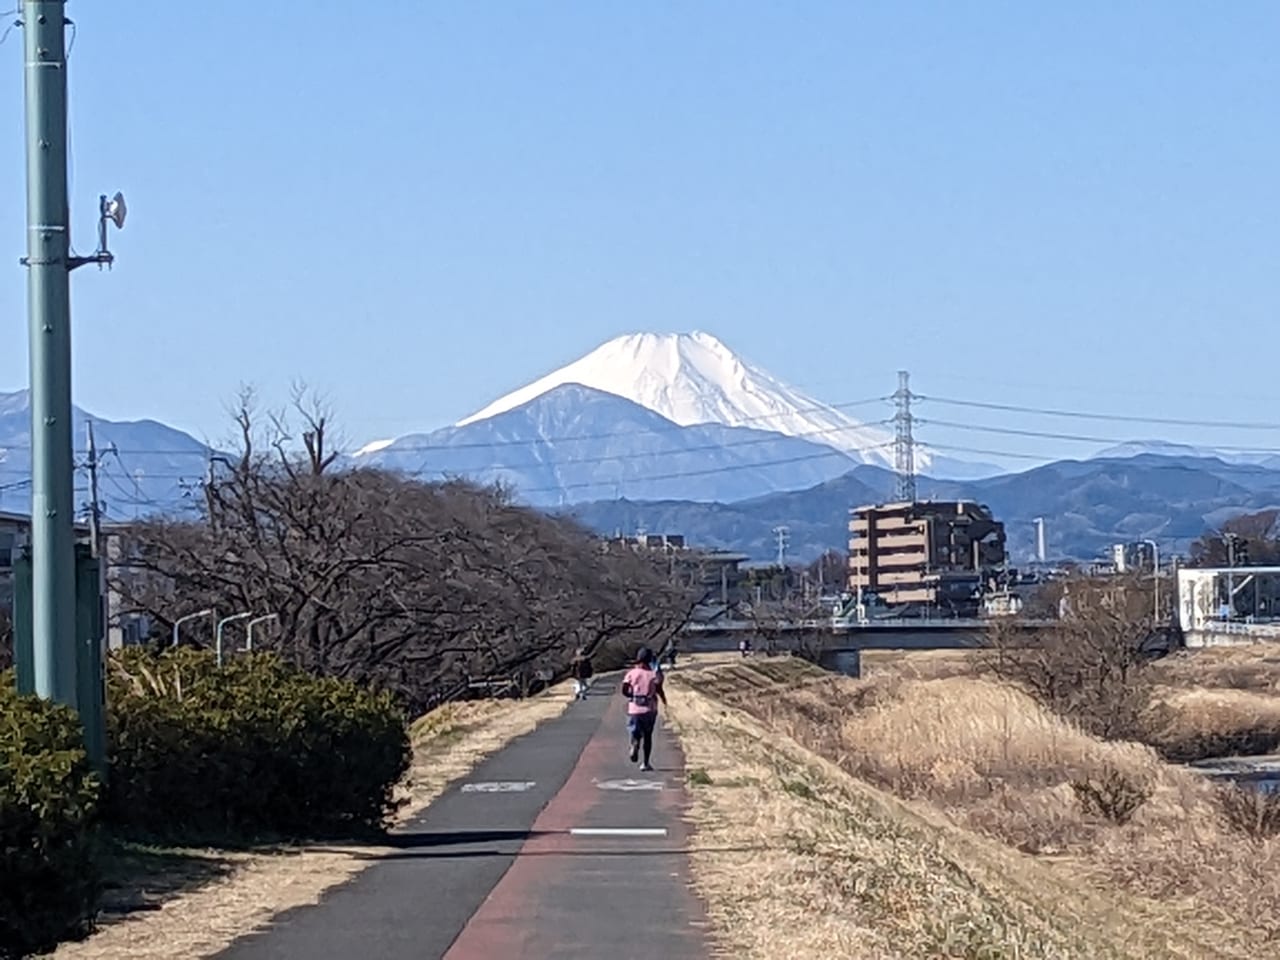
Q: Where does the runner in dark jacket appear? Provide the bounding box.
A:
[571,648,594,701]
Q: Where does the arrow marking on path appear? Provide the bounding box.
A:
[595,778,665,791]
[460,781,537,793]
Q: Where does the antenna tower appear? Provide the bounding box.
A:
[893,370,917,502]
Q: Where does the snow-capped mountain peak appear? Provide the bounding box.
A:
[455,331,905,467]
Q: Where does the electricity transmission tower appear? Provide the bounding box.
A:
[893,370,917,502]
[773,525,790,568]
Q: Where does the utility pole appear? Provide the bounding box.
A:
[19,3,125,711]
[85,421,102,558]
[22,1,78,706]
[1141,537,1160,624]
[893,370,917,503]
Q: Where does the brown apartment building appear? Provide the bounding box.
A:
[847,500,1006,611]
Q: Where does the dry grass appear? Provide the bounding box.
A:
[862,644,1280,764]
[1146,685,1280,761]
[53,683,575,960]
[672,660,1280,956]
[859,648,982,683]
[1153,645,1280,692]
[666,670,1230,959]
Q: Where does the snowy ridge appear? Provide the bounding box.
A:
[455,331,909,468]
[354,438,396,457]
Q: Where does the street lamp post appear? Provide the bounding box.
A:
[245,614,278,652]
[172,608,215,648]
[1141,539,1160,624]
[215,612,253,667]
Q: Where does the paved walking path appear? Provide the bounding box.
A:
[217,679,709,960]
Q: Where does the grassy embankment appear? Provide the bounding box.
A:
[666,650,1280,959]
[53,684,575,960]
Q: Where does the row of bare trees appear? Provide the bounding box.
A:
[108,393,698,713]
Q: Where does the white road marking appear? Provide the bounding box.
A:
[596,778,664,791]
[460,781,537,793]
[569,827,668,837]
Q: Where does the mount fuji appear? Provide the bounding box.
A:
[455,331,903,468]
[356,331,998,504]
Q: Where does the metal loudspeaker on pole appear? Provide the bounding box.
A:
[69,191,127,271]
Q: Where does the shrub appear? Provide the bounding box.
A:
[1215,783,1280,839]
[0,671,102,958]
[687,767,713,786]
[106,648,410,840]
[1070,765,1152,825]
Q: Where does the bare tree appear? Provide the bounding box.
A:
[109,394,697,713]
[982,574,1157,740]
[1190,510,1280,567]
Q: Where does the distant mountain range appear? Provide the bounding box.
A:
[566,454,1280,564]
[0,390,209,521]
[2,331,1277,563]
[1095,440,1280,470]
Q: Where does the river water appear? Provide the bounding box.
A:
[1188,756,1280,793]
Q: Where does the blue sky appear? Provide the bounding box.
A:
[2,2,1278,463]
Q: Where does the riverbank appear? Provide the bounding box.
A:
[670,656,1280,955]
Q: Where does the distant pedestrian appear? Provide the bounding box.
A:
[666,644,677,669]
[621,646,667,771]
[648,648,664,680]
[571,647,594,701]
[738,637,752,658]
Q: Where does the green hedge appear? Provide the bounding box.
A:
[106,648,410,840]
[0,673,101,959]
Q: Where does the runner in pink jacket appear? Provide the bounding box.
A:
[620,646,668,771]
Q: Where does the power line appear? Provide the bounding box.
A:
[404,417,895,478]
[919,394,1280,431]
[0,395,894,458]
[920,418,1280,454]
[3,388,1275,464]
[0,415,899,484]
[525,442,897,497]
[84,422,102,557]
[922,370,1280,408]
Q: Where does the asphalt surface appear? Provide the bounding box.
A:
[216,678,708,960]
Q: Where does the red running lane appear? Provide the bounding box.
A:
[444,693,709,959]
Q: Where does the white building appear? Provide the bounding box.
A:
[1176,565,1280,646]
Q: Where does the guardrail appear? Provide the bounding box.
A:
[683,616,1056,634]
[1185,620,1280,647]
